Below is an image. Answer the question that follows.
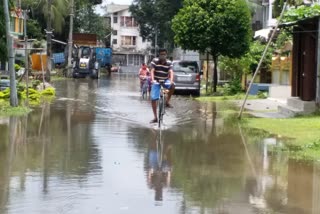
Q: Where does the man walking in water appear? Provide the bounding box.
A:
[149,49,175,123]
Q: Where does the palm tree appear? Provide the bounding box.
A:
[40,0,69,34]
[38,0,69,81]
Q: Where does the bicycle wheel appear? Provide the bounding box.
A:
[156,129,163,168]
[158,95,163,128]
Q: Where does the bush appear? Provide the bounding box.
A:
[41,87,56,96]
[14,64,21,71]
[32,80,41,88]
[257,91,268,99]
[221,79,242,96]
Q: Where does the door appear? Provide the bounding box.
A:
[300,23,317,101]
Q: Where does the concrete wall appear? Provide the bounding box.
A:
[269,85,291,99]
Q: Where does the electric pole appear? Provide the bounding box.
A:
[46,0,53,82]
[67,0,74,77]
[3,0,18,106]
[24,10,29,103]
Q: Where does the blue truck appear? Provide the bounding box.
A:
[95,47,112,70]
[72,46,112,79]
[71,33,113,78]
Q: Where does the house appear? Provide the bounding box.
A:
[276,16,320,116]
[0,7,25,72]
[105,4,152,71]
[251,0,277,31]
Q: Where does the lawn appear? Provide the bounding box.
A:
[243,115,320,160]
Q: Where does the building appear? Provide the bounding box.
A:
[106,4,152,70]
[0,7,25,72]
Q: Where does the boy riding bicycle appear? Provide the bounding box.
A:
[139,63,150,91]
[149,49,175,123]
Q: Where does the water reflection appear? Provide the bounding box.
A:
[146,129,172,202]
[0,102,100,213]
[0,76,320,213]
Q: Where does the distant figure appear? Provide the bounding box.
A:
[139,63,150,90]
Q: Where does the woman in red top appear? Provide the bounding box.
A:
[139,63,150,90]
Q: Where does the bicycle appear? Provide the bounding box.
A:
[141,77,150,100]
[157,80,169,128]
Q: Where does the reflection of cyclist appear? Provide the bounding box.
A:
[147,135,172,201]
[149,49,175,123]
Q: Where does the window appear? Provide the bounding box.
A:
[112,30,117,35]
[113,39,117,44]
[172,61,199,73]
[81,47,91,58]
[121,36,136,46]
[120,16,138,27]
[113,16,118,23]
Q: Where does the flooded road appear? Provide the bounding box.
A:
[0,74,319,214]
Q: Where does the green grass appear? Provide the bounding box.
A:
[197,91,320,160]
[0,101,31,116]
[243,115,320,160]
[196,93,262,102]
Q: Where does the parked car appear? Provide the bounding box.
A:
[0,75,10,91]
[172,60,202,96]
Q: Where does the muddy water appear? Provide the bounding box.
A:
[0,74,318,214]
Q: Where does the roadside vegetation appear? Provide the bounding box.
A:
[195,3,320,160]
[0,80,56,116]
[242,113,320,160]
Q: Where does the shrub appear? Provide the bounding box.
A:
[41,87,56,96]
[257,91,268,99]
[14,64,21,71]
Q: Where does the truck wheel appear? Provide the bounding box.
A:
[91,70,99,79]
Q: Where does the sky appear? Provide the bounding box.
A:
[95,0,134,15]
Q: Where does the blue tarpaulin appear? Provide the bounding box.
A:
[53,53,65,64]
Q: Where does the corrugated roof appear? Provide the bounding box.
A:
[106,4,130,14]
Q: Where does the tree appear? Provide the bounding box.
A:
[172,0,252,92]
[129,0,182,53]
[0,3,7,63]
[26,19,43,40]
[0,0,14,63]
[21,0,69,34]
[74,3,110,40]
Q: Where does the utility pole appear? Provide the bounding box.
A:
[67,0,74,77]
[24,9,29,104]
[46,0,53,82]
[316,16,320,104]
[3,0,18,106]
[155,26,158,57]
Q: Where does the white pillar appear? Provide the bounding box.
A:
[268,0,273,26]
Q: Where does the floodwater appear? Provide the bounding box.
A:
[0,74,319,214]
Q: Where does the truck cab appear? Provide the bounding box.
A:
[73,46,100,79]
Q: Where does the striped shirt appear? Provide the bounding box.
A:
[151,58,172,80]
